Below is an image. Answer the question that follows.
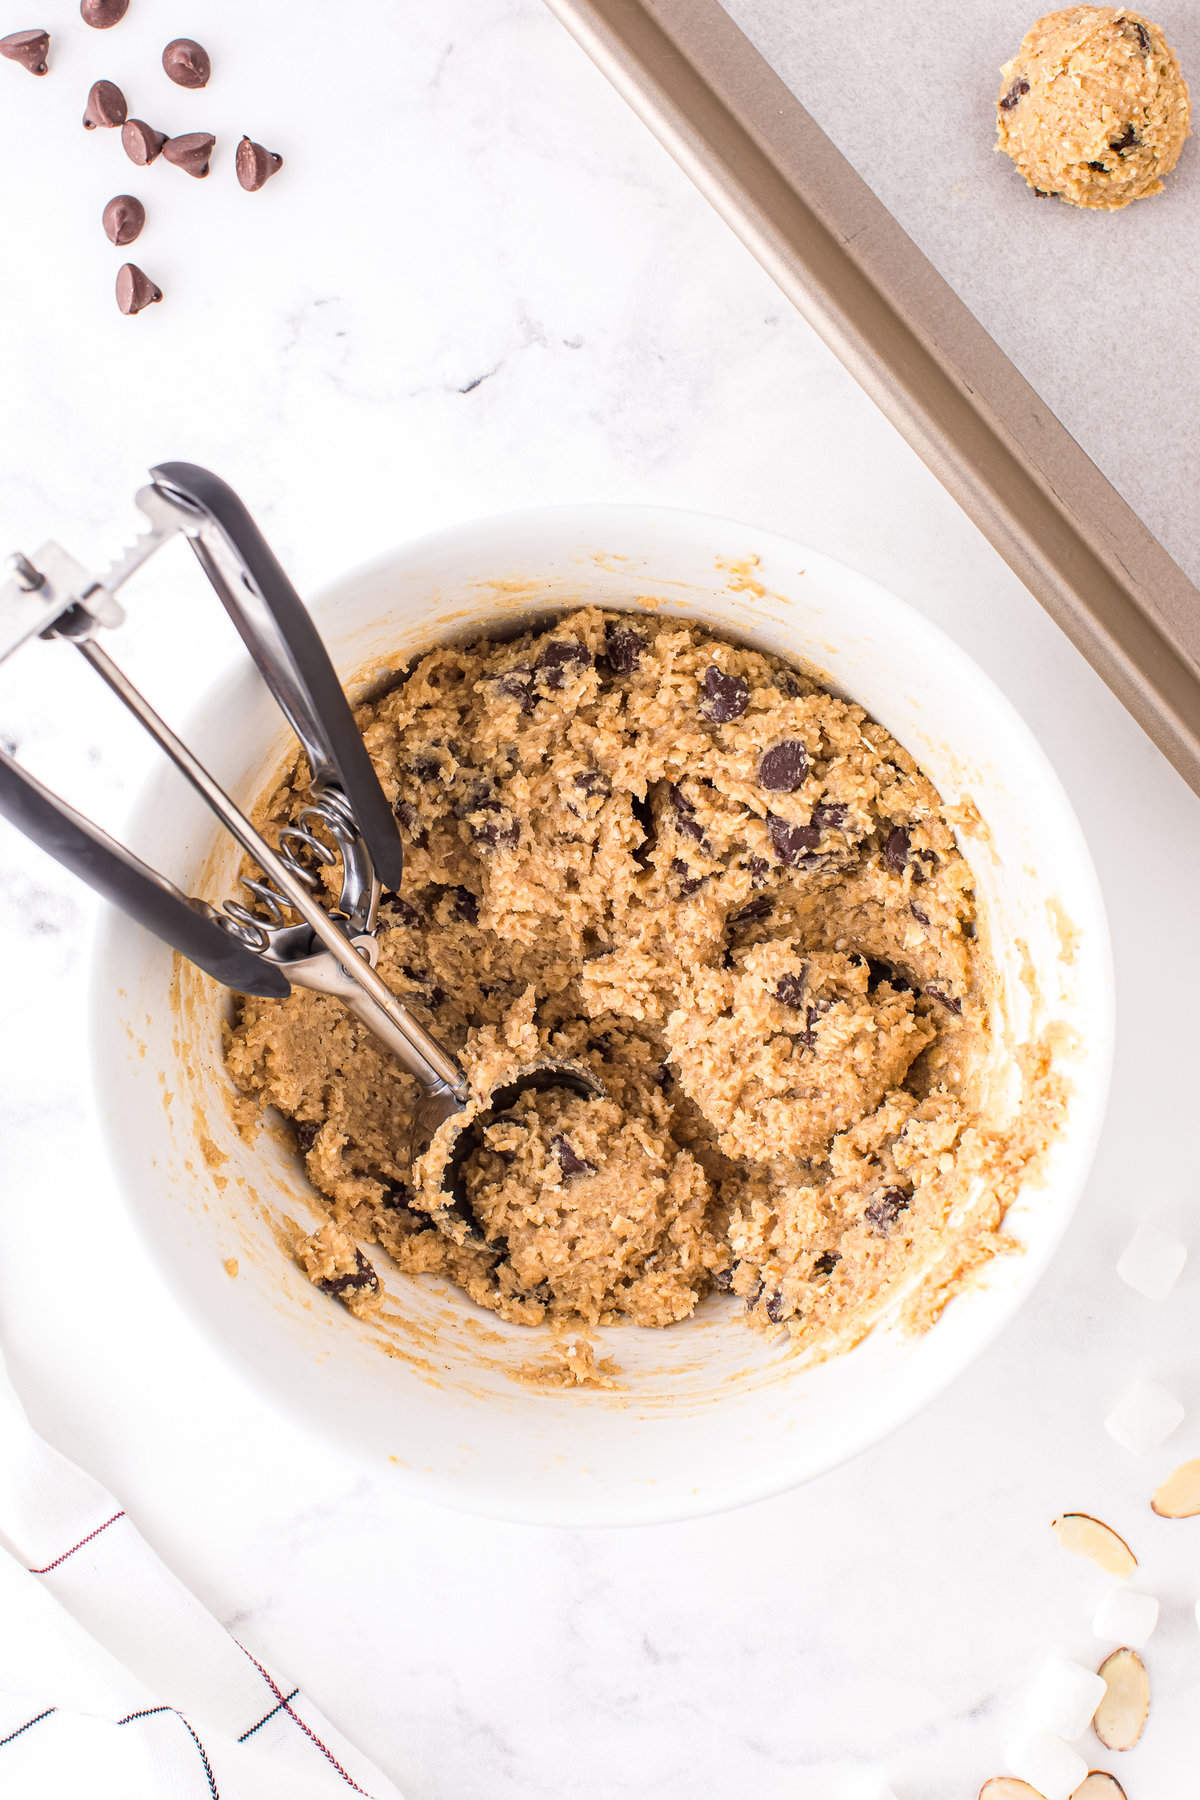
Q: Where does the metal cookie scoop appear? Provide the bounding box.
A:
[0,462,601,1243]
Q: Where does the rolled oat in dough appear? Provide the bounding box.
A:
[996,7,1190,208]
[225,609,1057,1353]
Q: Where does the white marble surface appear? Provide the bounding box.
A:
[1,2,1199,1795]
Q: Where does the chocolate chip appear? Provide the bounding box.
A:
[668,783,708,846]
[116,262,162,315]
[864,1188,911,1235]
[767,813,820,865]
[122,119,167,165]
[410,752,442,783]
[294,1119,320,1155]
[317,1247,380,1301]
[391,798,428,848]
[1120,16,1152,53]
[450,886,479,925]
[470,807,519,851]
[81,0,128,24]
[537,638,590,688]
[1108,123,1139,154]
[83,78,126,128]
[236,134,284,191]
[764,1290,787,1324]
[923,983,963,1016]
[380,891,421,928]
[102,193,144,245]
[493,666,535,713]
[729,894,772,926]
[1087,159,1107,171]
[883,825,910,873]
[998,76,1030,111]
[574,769,611,800]
[162,36,210,87]
[758,740,808,792]
[745,1276,765,1308]
[909,902,931,927]
[162,130,215,177]
[746,853,769,883]
[779,672,805,698]
[813,1249,840,1277]
[0,29,50,74]
[700,665,749,723]
[811,802,846,831]
[712,1265,735,1292]
[775,971,807,1009]
[797,1001,829,1052]
[551,1135,596,1180]
[602,619,646,675]
[670,857,706,897]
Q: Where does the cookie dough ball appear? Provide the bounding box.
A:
[664,941,935,1167]
[996,8,1190,208]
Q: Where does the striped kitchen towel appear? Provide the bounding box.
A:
[0,1347,403,1799]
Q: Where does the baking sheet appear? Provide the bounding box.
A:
[723,0,1200,590]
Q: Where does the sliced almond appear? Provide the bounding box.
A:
[1051,1513,1137,1577]
[1094,1648,1150,1751]
[978,1781,1047,1800]
[1151,1456,1200,1518]
[1071,1776,1128,1800]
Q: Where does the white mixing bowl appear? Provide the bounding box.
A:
[91,506,1112,1525]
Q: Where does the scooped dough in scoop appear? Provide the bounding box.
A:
[996,7,1190,208]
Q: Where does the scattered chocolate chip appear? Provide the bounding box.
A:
[83,78,126,128]
[729,894,773,926]
[537,638,590,688]
[712,1265,735,1292]
[864,1188,911,1235]
[775,971,807,1009]
[0,28,50,74]
[909,901,931,927]
[116,262,162,314]
[879,825,908,873]
[797,1000,830,1052]
[573,769,611,800]
[1108,123,1139,154]
[668,784,708,846]
[811,802,847,831]
[81,0,128,24]
[391,798,428,848]
[602,618,645,675]
[745,1276,765,1308]
[670,856,706,897]
[700,665,749,723]
[813,1249,840,1277]
[767,813,821,865]
[999,76,1030,111]
[779,672,805,698]
[1087,159,1107,171]
[470,806,519,851]
[236,133,284,191]
[923,983,963,1015]
[493,666,535,713]
[293,1119,320,1155]
[449,886,478,925]
[758,739,808,792]
[1119,16,1152,53]
[317,1247,380,1300]
[746,853,769,883]
[162,36,210,88]
[379,891,421,928]
[410,751,442,783]
[764,1290,787,1324]
[551,1135,596,1180]
[162,129,215,177]
[101,193,144,245]
[122,118,167,165]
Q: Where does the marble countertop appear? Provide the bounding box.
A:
[1,2,1199,1795]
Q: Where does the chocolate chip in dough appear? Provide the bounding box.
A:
[115,262,161,314]
[700,665,749,723]
[0,29,50,74]
[812,1250,840,1277]
[766,813,820,865]
[293,1119,320,1155]
[602,618,646,675]
[758,739,808,792]
[864,1188,911,1235]
[923,983,963,1015]
[998,76,1030,110]
[1109,122,1140,153]
[552,1135,597,1180]
[317,1247,380,1301]
[729,894,773,926]
[537,638,590,688]
[162,36,210,87]
[122,118,166,165]
[670,857,707,898]
[493,666,535,713]
[236,136,283,192]
[83,78,126,128]
[391,798,428,849]
[764,1290,788,1324]
[102,193,145,245]
[573,769,611,801]
[882,825,910,873]
[81,0,129,24]
[162,130,215,177]
[449,886,478,925]
[811,802,846,831]
[774,971,807,1010]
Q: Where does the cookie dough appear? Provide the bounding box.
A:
[225,609,1044,1352]
[996,8,1190,208]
